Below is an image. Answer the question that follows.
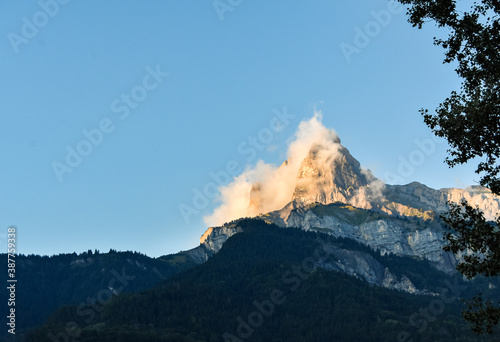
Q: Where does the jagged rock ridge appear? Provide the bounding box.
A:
[286,138,500,221]
[292,143,370,205]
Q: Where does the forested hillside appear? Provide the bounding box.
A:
[27,219,499,342]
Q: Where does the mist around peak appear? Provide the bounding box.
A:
[203,112,344,226]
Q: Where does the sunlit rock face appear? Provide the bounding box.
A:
[292,143,370,205]
[384,182,500,221]
[286,142,500,221]
[200,225,243,254]
[248,182,263,215]
[245,138,500,222]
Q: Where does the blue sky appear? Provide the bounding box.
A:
[0,1,479,257]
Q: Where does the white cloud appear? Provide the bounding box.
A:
[203,112,342,226]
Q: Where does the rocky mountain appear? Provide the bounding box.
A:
[268,202,455,272]
[383,182,500,220]
[292,141,370,205]
[199,138,500,290]
[286,137,499,221]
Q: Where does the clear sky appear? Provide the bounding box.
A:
[0,0,480,257]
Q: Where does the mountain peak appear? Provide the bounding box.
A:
[246,139,375,213]
[292,142,371,205]
[204,114,500,229]
[245,137,500,221]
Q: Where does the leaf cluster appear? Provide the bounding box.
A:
[399,0,500,193]
[442,199,500,333]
